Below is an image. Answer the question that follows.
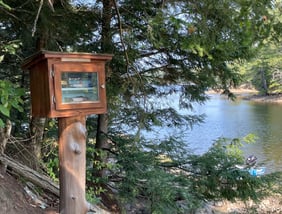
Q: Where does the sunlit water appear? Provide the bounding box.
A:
[145,93,282,173]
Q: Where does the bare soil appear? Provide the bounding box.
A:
[209,196,282,213]
[0,171,58,214]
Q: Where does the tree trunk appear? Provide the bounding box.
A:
[260,68,268,95]
[95,114,110,177]
[94,0,113,179]
[29,117,46,169]
[92,0,120,212]
[0,119,12,155]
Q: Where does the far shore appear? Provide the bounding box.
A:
[207,88,282,104]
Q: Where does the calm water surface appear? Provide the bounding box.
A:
[147,94,282,173]
[187,95,282,173]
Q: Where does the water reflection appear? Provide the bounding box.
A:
[187,95,282,173]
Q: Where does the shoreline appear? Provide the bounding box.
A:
[208,89,282,104]
[243,93,282,104]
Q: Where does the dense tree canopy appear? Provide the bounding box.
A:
[241,42,282,94]
[1,0,281,212]
[239,0,282,94]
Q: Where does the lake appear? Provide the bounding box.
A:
[146,93,282,173]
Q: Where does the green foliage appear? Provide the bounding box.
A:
[241,42,282,94]
[45,155,59,182]
[41,132,276,212]
[188,136,269,202]
[238,0,282,93]
[41,136,59,182]
[265,171,282,194]
[107,134,272,213]
[112,134,199,213]
[86,187,101,205]
[85,138,114,199]
[41,120,59,181]
[0,80,24,127]
[0,40,21,58]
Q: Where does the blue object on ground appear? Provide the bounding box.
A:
[248,167,266,176]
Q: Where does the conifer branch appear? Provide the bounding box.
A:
[31,0,44,37]
[113,0,142,80]
[112,0,130,73]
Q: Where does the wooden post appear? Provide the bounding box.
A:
[58,116,89,214]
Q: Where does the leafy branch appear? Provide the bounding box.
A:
[0,80,24,127]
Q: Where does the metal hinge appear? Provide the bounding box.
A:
[53,95,56,104]
[50,69,55,78]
